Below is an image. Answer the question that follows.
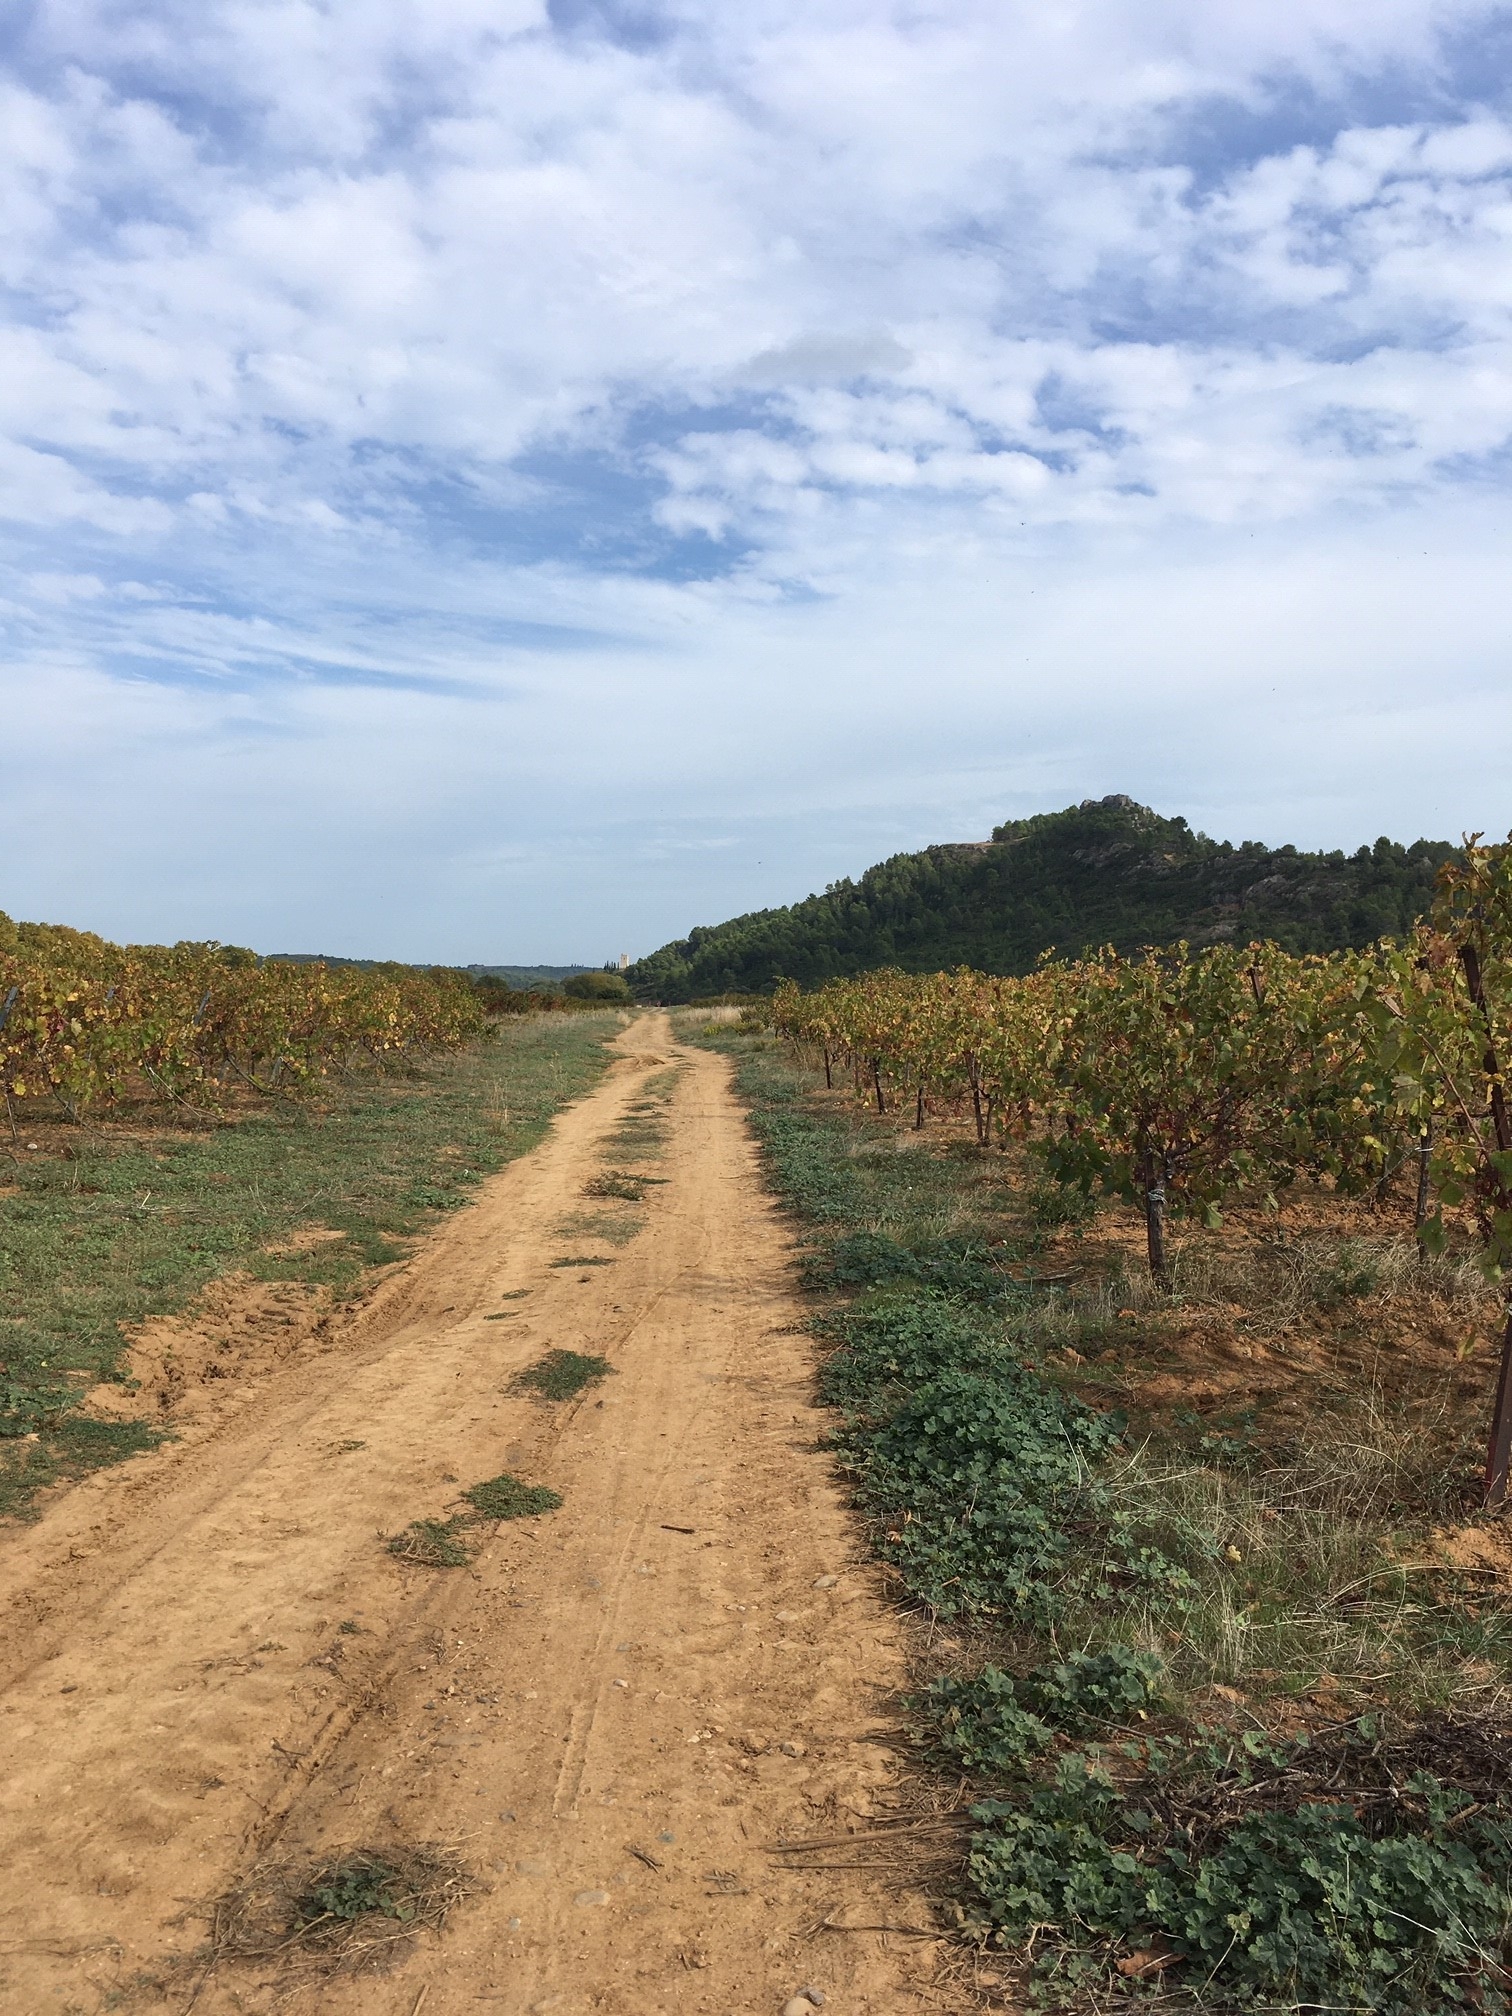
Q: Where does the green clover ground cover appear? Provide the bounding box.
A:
[0,1014,620,1517]
[694,1023,1512,2013]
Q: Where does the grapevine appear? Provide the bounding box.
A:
[0,912,487,1121]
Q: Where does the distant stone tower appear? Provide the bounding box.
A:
[618,952,629,971]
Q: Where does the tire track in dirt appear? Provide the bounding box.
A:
[0,1016,955,2016]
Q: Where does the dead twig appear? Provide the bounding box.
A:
[770,1815,972,1853]
[807,1913,939,1938]
[777,1860,921,1872]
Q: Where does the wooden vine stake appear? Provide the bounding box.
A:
[1378,837,1512,1506]
[1485,1306,1512,1507]
[1141,1155,1169,1286]
[1460,940,1512,1503]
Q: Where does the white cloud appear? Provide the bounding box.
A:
[3,0,1512,953]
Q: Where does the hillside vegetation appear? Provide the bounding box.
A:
[630,795,1452,1000]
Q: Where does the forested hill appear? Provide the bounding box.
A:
[628,796,1454,1001]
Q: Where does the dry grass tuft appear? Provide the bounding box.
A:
[209,1842,478,1975]
[1029,1383,1510,1716]
[386,1517,473,1567]
[1015,1231,1491,1355]
[582,1169,666,1201]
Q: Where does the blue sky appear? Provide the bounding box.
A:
[4,0,1512,960]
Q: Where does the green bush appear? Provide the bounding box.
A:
[826,1305,1190,1621]
[926,1649,1166,1776]
[968,1743,1512,2012]
[563,971,631,1001]
[803,1230,1019,1299]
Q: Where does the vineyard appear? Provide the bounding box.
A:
[773,835,1512,1495]
[0,912,487,1119]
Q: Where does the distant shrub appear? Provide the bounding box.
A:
[563,971,632,1002]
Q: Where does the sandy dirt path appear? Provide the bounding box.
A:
[0,1016,950,2016]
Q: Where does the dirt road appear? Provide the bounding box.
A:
[0,1016,948,2015]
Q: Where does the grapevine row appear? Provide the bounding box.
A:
[0,916,486,1118]
[775,946,1394,1264]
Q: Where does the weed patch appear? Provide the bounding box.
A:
[822,1295,1193,1623]
[0,1414,166,1520]
[582,1169,666,1201]
[553,1207,644,1247]
[964,1714,1512,2012]
[805,1229,1019,1298]
[512,1350,613,1401]
[210,1842,476,1976]
[550,1254,615,1267]
[1022,1179,1099,1238]
[387,1469,563,1562]
[462,1472,563,1519]
[922,1648,1166,1775]
[387,1517,474,1568]
[602,1114,667,1159]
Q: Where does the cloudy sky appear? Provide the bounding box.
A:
[4,0,1511,961]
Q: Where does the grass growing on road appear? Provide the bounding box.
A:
[513,1349,614,1401]
[1,1014,622,1518]
[553,1209,644,1248]
[388,1471,565,1567]
[582,1170,666,1201]
[387,1517,475,1568]
[601,1065,681,1164]
[463,1472,564,1519]
[213,1841,477,1973]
